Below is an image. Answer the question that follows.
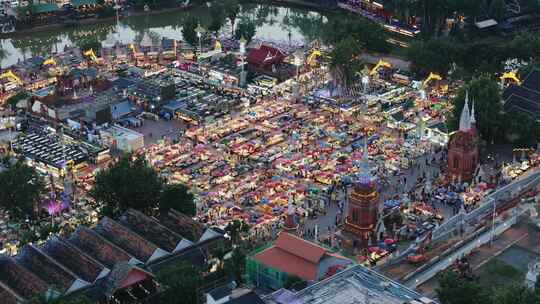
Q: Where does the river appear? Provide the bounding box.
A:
[0,4,329,67]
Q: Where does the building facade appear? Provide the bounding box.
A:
[447,92,478,182]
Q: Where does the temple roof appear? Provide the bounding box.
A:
[94,217,167,263]
[0,257,49,299]
[16,245,89,293]
[158,209,205,242]
[67,227,135,268]
[118,209,184,252]
[41,236,109,283]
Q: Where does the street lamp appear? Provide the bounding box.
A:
[239,36,247,87]
[195,24,206,57]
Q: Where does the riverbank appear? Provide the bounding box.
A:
[0,4,194,39]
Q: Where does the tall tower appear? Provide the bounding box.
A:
[343,140,380,250]
[448,91,478,182]
[283,193,298,233]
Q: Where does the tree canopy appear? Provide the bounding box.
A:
[448,75,502,142]
[160,183,195,216]
[89,154,197,218]
[157,262,203,304]
[0,160,45,220]
[329,37,363,95]
[89,154,163,217]
[182,16,199,47]
[234,20,256,44]
[436,270,540,304]
[224,0,240,35]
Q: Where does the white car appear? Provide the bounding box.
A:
[10,0,19,7]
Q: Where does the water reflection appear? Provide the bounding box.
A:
[0,4,330,67]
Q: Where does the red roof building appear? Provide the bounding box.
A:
[248,233,351,289]
[247,44,287,70]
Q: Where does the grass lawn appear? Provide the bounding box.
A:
[477,259,524,288]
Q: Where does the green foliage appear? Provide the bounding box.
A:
[437,269,540,304]
[224,247,246,283]
[157,262,203,304]
[182,16,199,47]
[329,37,363,93]
[448,75,502,142]
[6,91,29,109]
[407,38,457,75]
[321,17,389,53]
[89,154,163,218]
[225,219,248,245]
[223,0,240,34]
[0,160,44,219]
[97,5,115,19]
[208,3,226,34]
[234,20,256,44]
[436,270,487,304]
[283,275,307,290]
[159,183,195,216]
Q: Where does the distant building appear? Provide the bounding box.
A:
[263,265,435,304]
[99,125,144,152]
[447,91,478,182]
[206,285,265,304]
[246,232,351,290]
[0,208,226,303]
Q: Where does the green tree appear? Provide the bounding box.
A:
[436,270,487,304]
[223,247,246,283]
[157,263,202,304]
[490,283,540,304]
[448,75,503,143]
[0,161,45,220]
[283,275,307,290]
[225,219,248,245]
[209,3,226,35]
[182,16,199,47]
[28,294,93,304]
[406,38,456,74]
[329,37,363,95]
[89,154,163,218]
[234,20,256,44]
[224,0,240,36]
[159,183,195,216]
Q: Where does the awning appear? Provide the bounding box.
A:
[34,3,59,14]
[70,0,96,6]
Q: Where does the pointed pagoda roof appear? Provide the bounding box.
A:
[140,32,153,48]
[459,91,471,132]
[470,100,476,124]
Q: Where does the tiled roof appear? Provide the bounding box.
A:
[0,209,225,302]
[0,257,47,300]
[254,246,318,281]
[0,282,21,304]
[274,233,326,264]
[16,245,83,293]
[41,236,108,283]
[158,209,205,242]
[67,227,134,268]
[247,44,286,66]
[94,217,165,263]
[101,262,154,297]
[253,233,332,281]
[118,209,183,252]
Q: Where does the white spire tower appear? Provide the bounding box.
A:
[459,91,471,132]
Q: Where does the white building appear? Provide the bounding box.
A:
[100,125,144,152]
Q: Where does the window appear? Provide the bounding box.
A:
[453,157,459,169]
